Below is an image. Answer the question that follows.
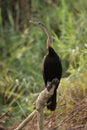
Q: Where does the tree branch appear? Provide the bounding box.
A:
[14,78,59,130]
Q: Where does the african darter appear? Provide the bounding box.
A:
[37,23,62,111]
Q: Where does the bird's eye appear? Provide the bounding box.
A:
[38,23,41,25]
[38,22,42,26]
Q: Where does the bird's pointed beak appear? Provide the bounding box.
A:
[29,20,37,26]
[29,20,40,26]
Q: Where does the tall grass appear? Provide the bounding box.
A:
[0,0,87,126]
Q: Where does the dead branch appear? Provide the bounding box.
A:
[0,109,11,119]
[14,78,59,130]
[14,110,37,130]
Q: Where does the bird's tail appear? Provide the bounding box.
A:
[47,89,57,111]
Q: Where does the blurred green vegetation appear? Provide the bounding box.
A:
[0,0,87,127]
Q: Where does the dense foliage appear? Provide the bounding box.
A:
[0,0,87,128]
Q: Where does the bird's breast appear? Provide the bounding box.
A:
[43,54,62,85]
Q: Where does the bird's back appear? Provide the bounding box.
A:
[43,47,62,86]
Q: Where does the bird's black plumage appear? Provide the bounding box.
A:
[43,47,62,111]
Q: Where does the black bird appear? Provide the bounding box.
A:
[37,23,62,111]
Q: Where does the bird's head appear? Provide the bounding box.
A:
[37,22,53,48]
[29,21,53,48]
[37,22,46,29]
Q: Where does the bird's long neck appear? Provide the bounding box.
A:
[42,26,51,40]
[41,25,53,48]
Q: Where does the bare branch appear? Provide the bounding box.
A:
[14,78,59,130]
